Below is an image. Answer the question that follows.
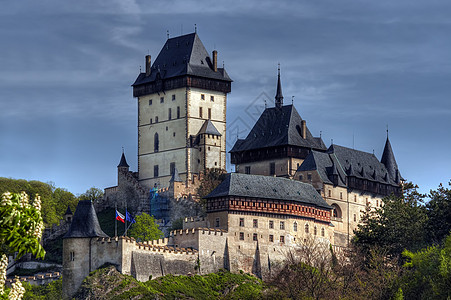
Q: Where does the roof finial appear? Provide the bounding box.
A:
[122,146,124,154]
[264,98,267,108]
[291,96,294,105]
[167,30,169,39]
[320,131,322,138]
[139,65,141,72]
[275,64,284,108]
[194,23,197,33]
[331,138,333,145]
[386,124,389,138]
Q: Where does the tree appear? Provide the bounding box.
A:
[78,187,103,203]
[0,192,45,300]
[128,213,164,242]
[353,182,428,259]
[196,168,227,209]
[425,181,451,244]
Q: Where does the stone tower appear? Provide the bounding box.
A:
[132,33,232,190]
[62,200,108,299]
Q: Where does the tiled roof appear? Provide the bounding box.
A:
[169,167,183,182]
[381,137,403,183]
[205,173,331,209]
[197,120,222,136]
[132,33,231,87]
[230,105,326,152]
[64,201,108,239]
[118,152,129,168]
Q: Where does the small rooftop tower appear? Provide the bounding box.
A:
[275,64,284,108]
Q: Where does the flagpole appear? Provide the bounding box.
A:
[115,202,117,237]
[124,201,127,237]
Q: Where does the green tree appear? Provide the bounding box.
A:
[425,181,451,244]
[0,192,45,299]
[196,168,227,208]
[128,213,163,242]
[353,182,428,260]
[78,187,103,203]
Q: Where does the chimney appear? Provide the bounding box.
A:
[212,50,218,72]
[301,120,307,139]
[145,55,151,76]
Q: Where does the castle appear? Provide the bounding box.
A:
[63,32,403,298]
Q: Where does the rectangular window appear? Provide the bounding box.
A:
[210,95,214,102]
[340,192,343,200]
[168,108,172,120]
[70,251,75,261]
[177,106,180,119]
[280,236,285,244]
[201,94,205,100]
[299,175,303,180]
[154,165,159,177]
[239,218,244,227]
[160,97,164,103]
[208,108,211,119]
[172,94,176,101]
[215,218,220,228]
[245,166,251,174]
[269,235,274,242]
[155,116,159,123]
[280,221,285,230]
[253,219,258,228]
[199,107,203,118]
[149,99,152,105]
[239,232,244,240]
[307,174,312,180]
[253,233,258,241]
[354,195,357,202]
[170,162,175,175]
[354,214,357,222]
[269,220,274,229]
[270,162,276,175]
[150,118,153,124]
[328,190,331,197]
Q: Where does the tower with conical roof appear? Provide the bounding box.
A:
[132,32,232,189]
[381,135,403,184]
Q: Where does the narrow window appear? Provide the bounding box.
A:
[340,192,343,200]
[215,218,220,228]
[293,222,298,232]
[172,94,176,101]
[239,218,244,227]
[199,107,203,118]
[354,214,357,222]
[170,162,175,175]
[269,235,274,242]
[321,228,325,237]
[160,97,164,103]
[354,195,357,202]
[239,232,244,240]
[328,190,331,197]
[154,133,159,152]
[270,162,276,176]
[168,108,172,120]
[245,166,251,174]
[269,220,274,229]
[177,106,180,119]
[208,108,211,119]
[150,118,153,124]
[307,173,312,180]
[154,165,159,177]
[314,227,317,235]
[201,94,205,100]
[149,99,152,105]
[253,219,258,228]
[280,221,285,230]
[70,251,75,261]
[299,175,303,180]
[253,233,257,241]
[210,95,214,102]
[280,236,285,244]
[155,116,159,123]
[305,223,309,234]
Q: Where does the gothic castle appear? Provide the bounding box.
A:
[62,32,402,298]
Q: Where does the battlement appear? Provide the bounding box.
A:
[170,227,227,237]
[6,272,61,287]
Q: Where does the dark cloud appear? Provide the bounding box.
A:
[1,0,450,194]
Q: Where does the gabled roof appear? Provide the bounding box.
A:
[381,137,403,183]
[132,33,231,87]
[118,152,129,168]
[65,206,72,216]
[205,173,331,209]
[299,144,400,187]
[230,105,326,152]
[64,200,108,239]
[197,119,222,136]
[169,167,183,182]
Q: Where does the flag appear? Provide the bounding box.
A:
[126,210,136,224]
[116,210,125,223]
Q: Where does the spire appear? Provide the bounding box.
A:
[118,151,129,168]
[275,64,283,108]
[381,136,401,183]
[65,206,73,216]
[169,167,183,182]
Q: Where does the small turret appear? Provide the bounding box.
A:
[64,206,73,223]
[275,65,283,108]
[381,136,402,184]
[117,151,130,187]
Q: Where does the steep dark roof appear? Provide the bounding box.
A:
[169,167,183,182]
[275,67,283,108]
[197,120,222,136]
[65,206,72,216]
[132,33,231,87]
[299,144,400,187]
[118,152,129,168]
[381,137,403,183]
[205,173,331,209]
[230,105,326,152]
[64,201,108,239]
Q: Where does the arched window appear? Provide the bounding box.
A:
[305,223,309,234]
[154,133,159,152]
[331,204,342,219]
[293,222,298,232]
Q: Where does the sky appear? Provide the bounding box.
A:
[1,0,450,196]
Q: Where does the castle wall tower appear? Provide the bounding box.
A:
[132,33,232,190]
